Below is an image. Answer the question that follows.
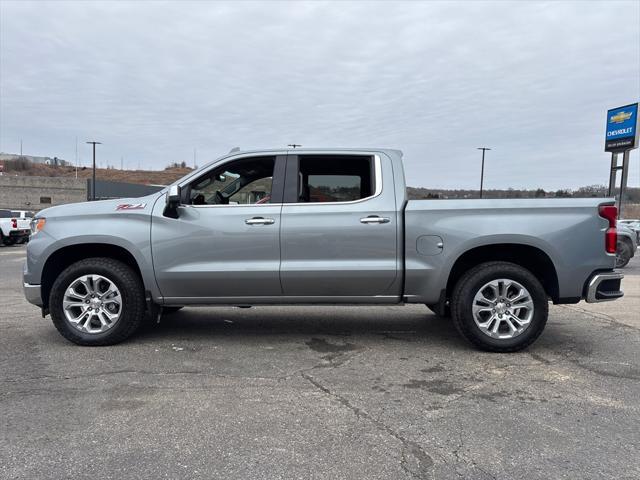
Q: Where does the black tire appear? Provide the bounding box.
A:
[2,236,16,246]
[451,261,548,352]
[163,306,183,314]
[50,257,146,346]
[615,240,632,268]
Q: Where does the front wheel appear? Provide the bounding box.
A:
[49,258,146,346]
[451,261,548,352]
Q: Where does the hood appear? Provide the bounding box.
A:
[36,192,164,219]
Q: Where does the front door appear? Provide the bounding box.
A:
[279,153,401,299]
[151,154,285,301]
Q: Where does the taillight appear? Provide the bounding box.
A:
[11,218,17,229]
[598,205,617,254]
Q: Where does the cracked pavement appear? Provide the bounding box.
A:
[1,245,639,479]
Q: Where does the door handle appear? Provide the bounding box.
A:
[245,217,275,225]
[360,216,390,224]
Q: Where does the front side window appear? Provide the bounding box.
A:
[297,155,373,203]
[188,156,275,205]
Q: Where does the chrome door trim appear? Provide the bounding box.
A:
[182,203,284,209]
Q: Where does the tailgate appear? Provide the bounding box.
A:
[18,219,31,230]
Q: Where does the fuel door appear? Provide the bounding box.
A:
[416,235,444,256]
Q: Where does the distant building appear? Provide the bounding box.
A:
[0,176,86,211]
[0,152,70,167]
[89,180,163,200]
[0,176,163,211]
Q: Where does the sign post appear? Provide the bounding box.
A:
[605,103,639,219]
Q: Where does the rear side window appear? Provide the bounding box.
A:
[297,155,374,203]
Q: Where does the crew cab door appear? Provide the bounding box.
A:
[279,153,401,299]
[151,154,286,302]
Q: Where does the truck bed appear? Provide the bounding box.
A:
[403,197,614,303]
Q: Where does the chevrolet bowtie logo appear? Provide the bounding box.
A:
[610,111,633,124]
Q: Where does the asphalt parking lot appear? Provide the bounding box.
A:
[1,244,639,480]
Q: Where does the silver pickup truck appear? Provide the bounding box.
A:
[23,148,624,351]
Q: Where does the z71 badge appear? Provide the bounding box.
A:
[116,203,147,211]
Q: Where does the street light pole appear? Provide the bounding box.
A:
[86,141,101,200]
[477,147,491,199]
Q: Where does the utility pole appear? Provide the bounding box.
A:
[86,141,101,200]
[477,147,491,198]
[75,136,78,179]
[20,139,23,156]
[193,147,197,168]
[121,156,124,170]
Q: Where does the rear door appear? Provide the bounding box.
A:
[279,153,401,299]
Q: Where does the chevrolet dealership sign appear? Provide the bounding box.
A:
[605,103,638,152]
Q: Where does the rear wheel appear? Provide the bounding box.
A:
[50,258,145,346]
[2,236,16,246]
[451,261,548,352]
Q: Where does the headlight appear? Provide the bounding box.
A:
[31,218,46,235]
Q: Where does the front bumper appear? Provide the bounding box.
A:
[585,272,624,303]
[23,283,43,307]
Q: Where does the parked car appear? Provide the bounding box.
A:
[10,210,36,243]
[23,148,624,352]
[616,223,637,268]
[0,209,31,246]
[619,219,640,243]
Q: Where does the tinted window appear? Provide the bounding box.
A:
[0,209,12,218]
[298,155,373,203]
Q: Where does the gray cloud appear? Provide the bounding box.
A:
[0,0,638,189]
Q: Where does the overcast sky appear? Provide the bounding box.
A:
[1,0,638,189]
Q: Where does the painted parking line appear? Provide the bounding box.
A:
[0,249,27,256]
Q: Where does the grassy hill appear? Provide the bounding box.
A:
[1,157,191,185]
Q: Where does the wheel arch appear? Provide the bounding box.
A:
[445,243,560,303]
[41,243,146,309]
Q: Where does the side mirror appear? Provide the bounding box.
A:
[164,185,181,218]
[167,185,181,204]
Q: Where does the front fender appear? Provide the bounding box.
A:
[25,215,161,302]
